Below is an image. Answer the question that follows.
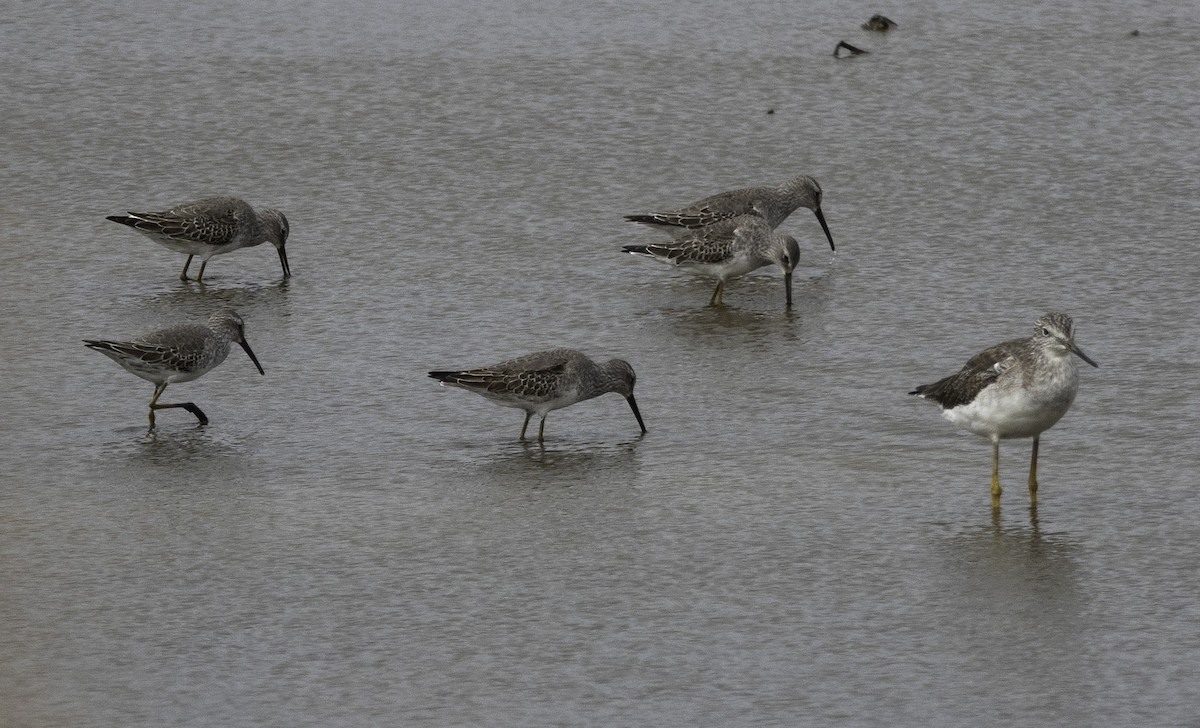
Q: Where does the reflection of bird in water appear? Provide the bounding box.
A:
[910,313,1098,508]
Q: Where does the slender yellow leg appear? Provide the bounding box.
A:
[1028,436,1039,503]
[147,382,168,426]
[709,280,725,306]
[179,255,194,281]
[519,412,532,440]
[196,260,208,283]
[990,437,1002,509]
[538,416,547,442]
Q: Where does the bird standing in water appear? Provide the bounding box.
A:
[910,312,1098,508]
[84,309,266,426]
[622,214,802,307]
[430,348,646,442]
[624,174,835,253]
[107,196,290,282]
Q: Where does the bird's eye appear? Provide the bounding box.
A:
[1041,327,1051,336]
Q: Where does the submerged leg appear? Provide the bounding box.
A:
[709,280,726,306]
[195,260,208,283]
[1028,435,1040,503]
[518,411,532,441]
[990,437,1002,509]
[179,255,194,281]
[538,416,547,443]
[148,381,208,425]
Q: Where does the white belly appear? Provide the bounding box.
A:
[943,373,1078,440]
[139,230,255,260]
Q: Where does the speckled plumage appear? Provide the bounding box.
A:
[622,214,802,307]
[84,309,265,426]
[429,348,646,442]
[625,175,835,252]
[910,312,1098,506]
[107,196,290,281]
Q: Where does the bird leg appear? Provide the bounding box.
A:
[179,255,195,281]
[538,416,547,442]
[1028,436,1039,503]
[990,437,1002,508]
[152,401,209,425]
[195,260,208,283]
[709,280,726,306]
[519,411,532,441]
[148,381,209,425]
[147,382,167,426]
[174,403,209,425]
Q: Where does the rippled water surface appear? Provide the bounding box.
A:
[3,0,1199,725]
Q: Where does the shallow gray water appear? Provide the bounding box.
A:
[3,0,1199,725]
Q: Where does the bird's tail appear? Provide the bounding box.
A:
[624,214,661,225]
[105,214,139,228]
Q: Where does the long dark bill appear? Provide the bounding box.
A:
[1070,343,1099,368]
[278,245,292,278]
[240,340,267,375]
[626,395,648,433]
[784,271,794,307]
[814,207,835,252]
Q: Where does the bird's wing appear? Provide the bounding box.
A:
[911,342,1019,409]
[126,199,244,246]
[432,362,568,400]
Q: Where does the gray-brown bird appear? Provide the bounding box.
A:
[910,312,1098,508]
[624,175,834,252]
[430,349,646,442]
[84,309,265,426]
[107,196,290,282]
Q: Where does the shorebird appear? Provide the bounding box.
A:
[622,214,801,307]
[624,175,835,252]
[910,312,1098,507]
[429,348,647,442]
[107,196,290,282]
[84,309,265,426]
